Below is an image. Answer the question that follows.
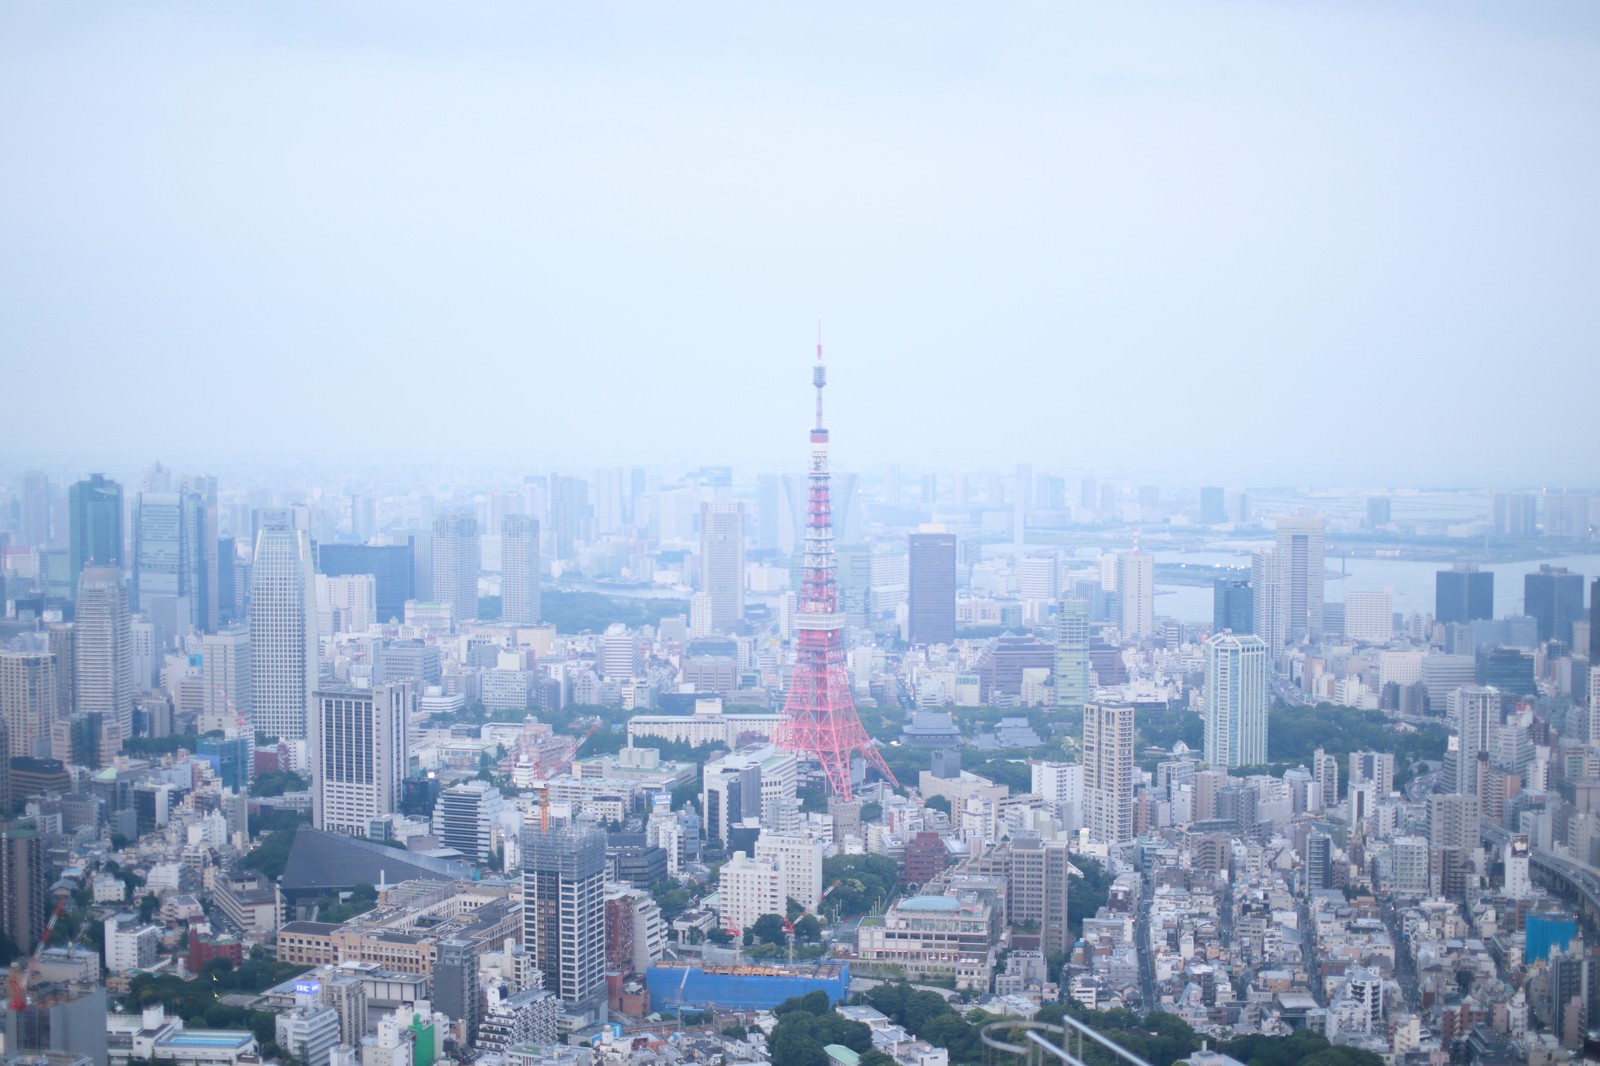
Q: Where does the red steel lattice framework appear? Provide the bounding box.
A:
[772,336,898,801]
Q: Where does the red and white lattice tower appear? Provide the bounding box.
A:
[771,335,898,800]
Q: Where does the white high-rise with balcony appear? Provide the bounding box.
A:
[1204,632,1269,768]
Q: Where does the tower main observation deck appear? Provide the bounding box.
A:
[771,338,898,801]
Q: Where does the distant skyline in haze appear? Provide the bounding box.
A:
[3,3,1597,486]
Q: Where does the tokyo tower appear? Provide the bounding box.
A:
[772,334,898,800]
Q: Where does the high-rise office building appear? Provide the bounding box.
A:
[1250,549,1282,649]
[1116,549,1154,639]
[501,514,542,625]
[907,529,957,646]
[698,502,745,632]
[1213,577,1253,635]
[201,626,251,730]
[1428,792,1480,851]
[593,468,625,537]
[1273,514,1325,645]
[1083,701,1135,844]
[1006,835,1073,956]
[216,536,238,624]
[549,475,590,561]
[756,474,784,553]
[522,824,607,1021]
[1054,599,1090,715]
[433,938,480,1045]
[432,511,480,630]
[248,528,318,743]
[1199,486,1226,525]
[75,566,134,754]
[132,486,213,632]
[1436,565,1494,627]
[1492,493,1538,538]
[68,474,123,587]
[433,779,505,865]
[0,819,48,954]
[318,574,375,635]
[1525,565,1585,646]
[0,653,57,761]
[1204,633,1268,769]
[47,624,74,727]
[1344,589,1394,644]
[16,471,51,548]
[1591,578,1600,663]
[313,683,410,836]
[316,543,415,624]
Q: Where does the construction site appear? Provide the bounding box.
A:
[647,960,851,1013]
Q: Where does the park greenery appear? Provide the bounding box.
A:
[239,826,299,879]
[308,882,378,923]
[540,589,689,633]
[857,982,987,1063]
[768,991,881,1066]
[249,769,308,797]
[1130,701,1447,789]
[1068,855,1112,941]
[123,733,207,756]
[125,956,309,1060]
[822,853,899,916]
[821,987,1390,1066]
[1029,1003,1387,1066]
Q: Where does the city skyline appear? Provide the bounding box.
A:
[3,4,1598,484]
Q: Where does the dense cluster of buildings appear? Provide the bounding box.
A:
[1,460,1598,1066]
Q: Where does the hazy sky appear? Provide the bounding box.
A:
[3,3,1597,487]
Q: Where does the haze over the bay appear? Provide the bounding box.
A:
[2,2,1597,486]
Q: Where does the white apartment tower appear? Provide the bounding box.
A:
[319,574,376,635]
[1449,685,1500,798]
[1083,701,1135,844]
[754,834,825,911]
[1273,513,1325,645]
[0,652,57,760]
[699,501,746,631]
[717,850,783,935]
[1203,632,1269,769]
[248,527,318,743]
[501,514,542,625]
[313,683,411,836]
[1116,549,1154,640]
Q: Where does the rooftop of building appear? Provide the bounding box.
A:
[155,1031,256,1049]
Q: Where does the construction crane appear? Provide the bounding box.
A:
[536,721,605,831]
[7,896,69,1011]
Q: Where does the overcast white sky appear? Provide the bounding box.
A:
[3,2,1597,488]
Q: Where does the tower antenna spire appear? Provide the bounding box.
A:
[774,329,898,800]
